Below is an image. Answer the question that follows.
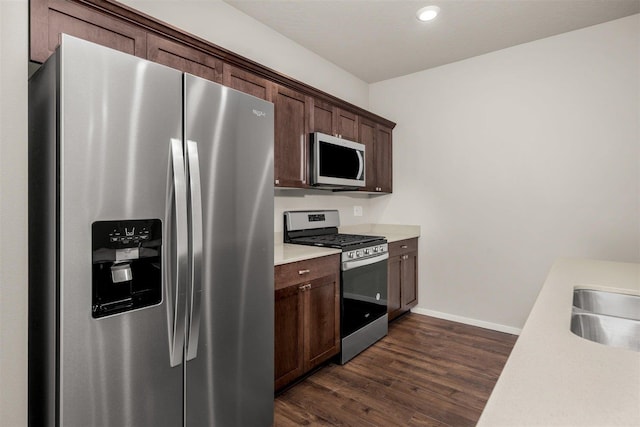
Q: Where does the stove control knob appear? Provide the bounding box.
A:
[364,249,371,255]
[379,245,385,252]
[373,247,379,253]
[356,250,363,257]
[348,252,355,259]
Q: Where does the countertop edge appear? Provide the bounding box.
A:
[477,257,640,426]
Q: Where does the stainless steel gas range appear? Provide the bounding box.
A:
[284,210,388,364]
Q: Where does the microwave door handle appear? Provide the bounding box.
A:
[357,150,364,180]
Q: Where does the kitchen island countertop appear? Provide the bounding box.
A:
[478,257,640,426]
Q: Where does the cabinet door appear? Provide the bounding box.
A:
[387,239,418,322]
[376,124,393,193]
[222,63,271,100]
[310,98,336,136]
[359,118,377,192]
[31,0,147,63]
[273,85,310,188]
[402,251,418,310]
[274,284,304,390]
[147,34,222,83]
[336,109,358,141]
[387,254,402,321]
[305,274,340,370]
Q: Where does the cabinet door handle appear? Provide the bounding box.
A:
[402,255,409,260]
[299,134,305,184]
[401,245,408,249]
[298,283,311,291]
[298,269,310,275]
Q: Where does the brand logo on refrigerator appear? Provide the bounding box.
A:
[252,109,267,118]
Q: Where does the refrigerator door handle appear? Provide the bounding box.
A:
[168,138,189,367]
[186,140,203,361]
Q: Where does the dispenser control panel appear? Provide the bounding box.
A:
[91,219,162,318]
[108,226,151,245]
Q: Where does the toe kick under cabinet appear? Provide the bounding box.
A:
[274,254,340,391]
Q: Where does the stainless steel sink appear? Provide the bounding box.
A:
[571,312,640,352]
[573,289,640,320]
[571,289,640,352]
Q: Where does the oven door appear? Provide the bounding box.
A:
[341,253,388,337]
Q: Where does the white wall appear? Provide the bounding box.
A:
[369,15,640,331]
[274,190,377,233]
[0,1,28,426]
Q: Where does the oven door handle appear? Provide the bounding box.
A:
[342,253,389,271]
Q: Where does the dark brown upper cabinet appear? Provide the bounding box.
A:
[309,98,336,136]
[309,99,358,142]
[30,0,395,193]
[31,0,147,63]
[374,124,393,193]
[222,64,271,101]
[273,85,311,188]
[336,108,358,141]
[359,118,377,192]
[147,34,222,83]
[358,119,392,193]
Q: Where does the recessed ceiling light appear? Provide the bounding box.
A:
[416,5,440,22]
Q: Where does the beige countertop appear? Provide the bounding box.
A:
[274,223,420,265]
[274,243,340,266]
[478,258,640,426]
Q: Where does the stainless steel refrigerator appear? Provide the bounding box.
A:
[28,35,274,426]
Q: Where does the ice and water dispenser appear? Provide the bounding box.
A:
[92,219,162,318]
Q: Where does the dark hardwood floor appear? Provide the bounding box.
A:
[274,313,518,426]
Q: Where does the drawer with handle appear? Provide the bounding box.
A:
[388,238,418,256]
[275,254,340,290]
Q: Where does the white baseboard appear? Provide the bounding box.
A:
[410,307,522,335]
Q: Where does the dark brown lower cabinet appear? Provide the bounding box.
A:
[388,238,418,321]
[274,255,340,391]
[274,283,305,389]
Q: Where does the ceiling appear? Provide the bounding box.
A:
[223,0,640,83]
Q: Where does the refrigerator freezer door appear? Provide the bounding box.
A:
[57,36,184,426]
[184,74,275,426]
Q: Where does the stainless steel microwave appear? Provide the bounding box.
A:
[310,132,365,189]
